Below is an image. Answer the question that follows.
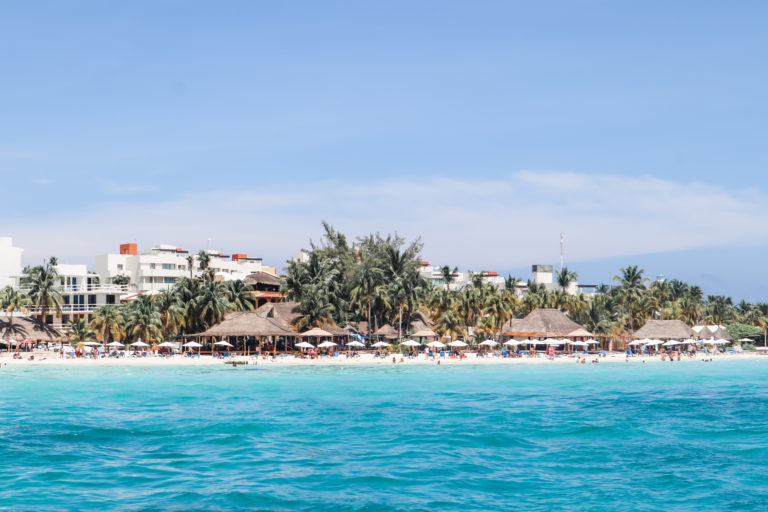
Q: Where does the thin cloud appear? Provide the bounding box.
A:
[8,171,768,271]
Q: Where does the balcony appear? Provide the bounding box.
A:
[26,303,112,315]
[20,283,134,295]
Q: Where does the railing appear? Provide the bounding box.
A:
[26,304,109,315]
[19,284,134,295]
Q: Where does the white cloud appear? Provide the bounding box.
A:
[8,171,768,271]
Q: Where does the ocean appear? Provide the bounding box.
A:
[1,360,767,511]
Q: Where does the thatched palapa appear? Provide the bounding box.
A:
[300,327,333,337]
[411,328,437,338]
[0,316,63,342]
[633,320,694,340]
[374,324,399,339]
[503,309,587,337]
[196,311,295,337]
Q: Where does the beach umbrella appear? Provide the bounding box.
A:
[157,341,177,349]
[571,340,588,347]
[318,341,337,348]
[183,341,203,348]
[372,341,390,348]
[131,341,149,347]
[584,339,599,345]
[739,337,754,342]
[400,340,421,347]
[426,341,446,348]
[214,341,233,347]
[295,341,314,349]
[544,338,562,346]
[106,341,124,347]
[479,339,498,346]
[663,340,681,346]
[82,341,100,346]
[503,340,519,346]
[627,340,644,346]
[347,340,365,348]
[715,338,730,344]
[448,340,468,347]
[682,339,698,344]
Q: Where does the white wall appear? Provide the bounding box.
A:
[0,237,23,289]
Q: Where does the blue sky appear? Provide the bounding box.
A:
[1,1,767,298]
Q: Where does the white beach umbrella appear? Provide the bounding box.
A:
[183,341,203,348]
[739,337,754,343]
[544,338,562,346]
[401,340,421,347]
[627,340,644,346]
[346,340,365,348]
[663,340,681,346]
[426,341,446,348]
[214,340,233,347]
[715,338,730,345]
[157,341,176,348]
[682,339,698,344]
[371,341,391,348]
[479,340,499,346]
[318,341,337,348]
[131,341,149,347]
[571,340,588,347]
[503,340,519,346]
[295,341,314,349]
[82,341,100,346]
[584,339,599,345]
[448,340,468,347]
[106,341,124,347]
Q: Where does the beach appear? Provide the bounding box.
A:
[2,350,764,367]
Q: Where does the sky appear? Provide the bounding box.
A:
[1,1,767,299]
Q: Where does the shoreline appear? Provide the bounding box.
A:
[1,351,765,367]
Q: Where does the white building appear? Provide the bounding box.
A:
[94,243,271,293]
[0,237,23,289]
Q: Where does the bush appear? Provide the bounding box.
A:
[742,343,756,351]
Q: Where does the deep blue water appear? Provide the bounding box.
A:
[1,360,768,511]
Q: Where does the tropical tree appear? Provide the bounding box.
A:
[124,295,163,342]
[24,261,63,323]
[556,266,577,293]
[439,265,458,292]
[612,265,648,332]
[186,255,195,279]
[91,305,124,344]
[68,318,95,344]
[155,290,187,337]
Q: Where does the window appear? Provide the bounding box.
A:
[163,277,176,284]
[179,265,186,271]
[117,264,123,271]
[88,295,96,305]
[161,263,174,270]
[106,295,115,305]
[149,263,156,270]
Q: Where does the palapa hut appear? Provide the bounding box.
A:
[374,324,399,340]
[244,271,284,307]
[0,315,62,344]
[408,310,435,333]
[633,320,695,340]
[197,311,295,338]
[412,328,437,339]
[502,309,589,339]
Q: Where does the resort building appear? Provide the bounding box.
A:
[94,243,276,293]
[0,237,23,289]
[19,262,131,327]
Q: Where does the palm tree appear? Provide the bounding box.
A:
[25,261,63,323]
[197,250,211,274]
[439,265,458,292]
[224,280,256,312]
[350,253,383,342]
[125,295,163,342]
[612,265,648,332]
[91,305,124,344]
[112,274,131,286]
[193,281,232,329]
[68,318,95,344]
[0,286,29,319]
[155,290,187,337]
[556,266,577,293]
[292,284,336,330]
[186,255,195,279]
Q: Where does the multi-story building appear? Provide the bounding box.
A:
[19,262,132,327]
[94,243,274,293]
[0,237,23,289]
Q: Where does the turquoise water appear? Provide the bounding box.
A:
[1,360,768,511]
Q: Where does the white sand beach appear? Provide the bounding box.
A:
[1,351,765,368]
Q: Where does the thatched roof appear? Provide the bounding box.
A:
[710,327,733,341]
[374,324,398,338]
[300,327,333,337]
[503,309,585,337]
[0,316,63,342]
[409,310,434,332]
[634,320,694,340]
[196,311,295,337]
[411,328,437,338]
[255,301,300,328]
[568,327,593,337]
[244,271,281,287]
